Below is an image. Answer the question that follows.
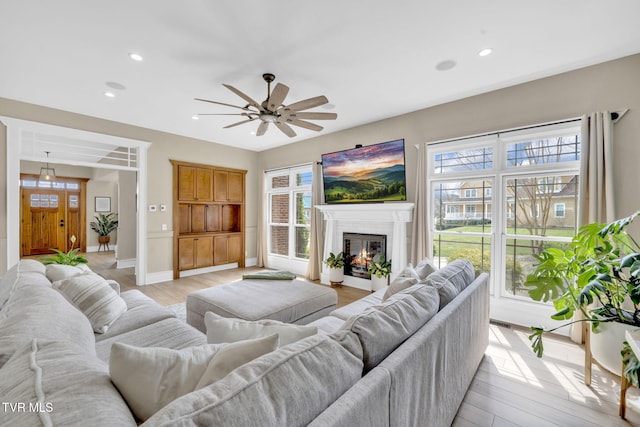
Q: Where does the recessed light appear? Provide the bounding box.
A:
[435,60,457,71]
[129,52,143,61]
[191,115,199,120]
[104,91,116,98]
[478,48,493,57]
[106,81,126,90]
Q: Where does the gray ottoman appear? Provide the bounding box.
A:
[186,279,338,333]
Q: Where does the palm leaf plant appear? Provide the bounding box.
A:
[90,212,118,236]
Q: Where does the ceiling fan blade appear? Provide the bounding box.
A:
[194,98,253,111]
[275,121,297,138]
[223,118,256,129]
[281,111,337,120]
[223,84,262,111]
[256,121,269,136]
[198,113,255,116]
[285,118,323,132]
[282,95,329,112]
[266,83,289,111]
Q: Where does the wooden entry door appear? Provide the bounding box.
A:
[21,186,85,256]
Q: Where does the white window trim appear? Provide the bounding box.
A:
[554,202,566,218]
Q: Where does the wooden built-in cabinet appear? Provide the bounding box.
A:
[172,160,246,279]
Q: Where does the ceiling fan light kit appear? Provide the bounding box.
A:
[196,73,337,138]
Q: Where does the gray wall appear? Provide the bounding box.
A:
[117,170,137,261]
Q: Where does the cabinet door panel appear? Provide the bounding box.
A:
[227,234,242,263]
[195,168,213,201]
[227,172,244,202]
[205,205,221,232]
[178,238,195,270]
[191,205,206,233]
[178,205,191,233]
[178,166,196,201]
[213,235,228,265]
[214,170,228,202]
[195,236,213,268]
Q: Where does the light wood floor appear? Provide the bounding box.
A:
[83,252,640,426]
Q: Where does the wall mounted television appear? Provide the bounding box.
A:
[321,138,407,204]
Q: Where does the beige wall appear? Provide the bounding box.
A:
[259,54,640,223]
[0,100,259,277]
[87,179,118,247]
[2,53,639,277]
[117,171,137,261]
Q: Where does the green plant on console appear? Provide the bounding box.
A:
[525,211,640,382]
[368,254,392,278]
[325,251,345,269]
[90,212,118,236]
[39,235,88,266]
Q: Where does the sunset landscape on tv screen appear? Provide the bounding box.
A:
[321,139,407,204]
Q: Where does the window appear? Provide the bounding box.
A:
[428,121,580,327]
[464,189,477,198]
[266,165,313,266]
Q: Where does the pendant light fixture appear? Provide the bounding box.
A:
[39,151,56,183]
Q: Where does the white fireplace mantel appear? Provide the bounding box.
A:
[316,203,414,291]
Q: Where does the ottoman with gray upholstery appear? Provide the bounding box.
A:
[186,279,338,333]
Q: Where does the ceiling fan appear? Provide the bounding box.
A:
[195,73,337,138]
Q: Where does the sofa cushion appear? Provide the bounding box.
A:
[142,334,363,427]
[0,339,136,427]
[0,261,48,311]
[204,311,317,346]
[45,263,87,282]
[425,259,475,309]
[95,318,206,362]
[307,315,345,335]
[0,283,96,366]
[415,257,438,281]
[54,273,128,333]
[95,290,176,342]
[340,284,440,372]
[383,263,420,301]
[110,335,278,422]
[329,288,386,321]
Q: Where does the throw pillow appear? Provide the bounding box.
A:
[415,257,438,281]
[382,263,419,301]
[45,264,85,282]
[341,284,440,372]
[204,311,317,346]
[426,259,475,309]
[110,335,278,421]
[54,273,127,333]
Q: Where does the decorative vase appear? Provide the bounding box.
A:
[590,320,639,375]
[329,267,344,284]
[371,275,388,292]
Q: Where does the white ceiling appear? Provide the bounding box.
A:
[1,1,639,152]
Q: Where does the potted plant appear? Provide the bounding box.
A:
[325,251,345,284]
[40,235,88,266]
[368,254,392,292]
[90,212,118,246]
[525,211,640,378]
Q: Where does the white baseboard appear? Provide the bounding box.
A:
[180,263,239,278]
[117,258,136,269]
[86,245,117,253]
[144,270,173,285]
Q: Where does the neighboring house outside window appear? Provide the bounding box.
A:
[428,121,581,328]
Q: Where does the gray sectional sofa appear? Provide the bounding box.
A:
[0,258,489,427]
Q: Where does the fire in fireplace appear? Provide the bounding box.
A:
[343,233,386,279]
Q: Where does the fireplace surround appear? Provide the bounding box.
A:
[343,233,386,280]
[316,203,414,291]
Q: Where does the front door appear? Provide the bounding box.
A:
[20,177,86,256]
